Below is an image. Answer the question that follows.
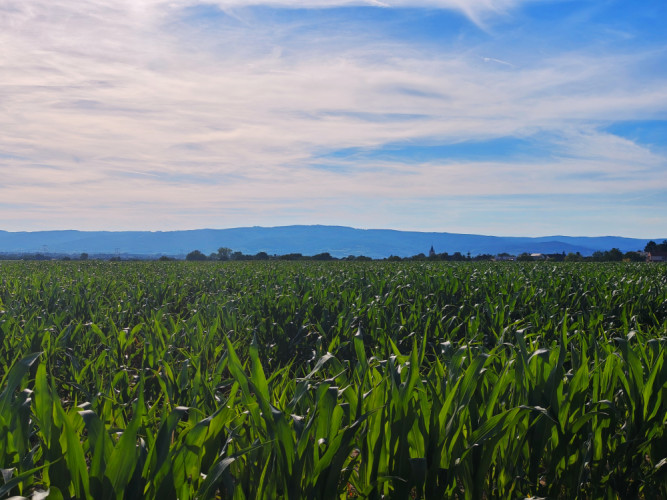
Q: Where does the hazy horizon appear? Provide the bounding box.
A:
[1,225,661,259]
[1,224,665,241]
[2,1,666,237]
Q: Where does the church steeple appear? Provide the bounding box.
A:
[429,245,435,258]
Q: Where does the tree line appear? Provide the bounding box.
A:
[2,240,664,262]
[182,246,491,262]
[181,246,657,262]
[184,248,342,261]
[182,240,667,262]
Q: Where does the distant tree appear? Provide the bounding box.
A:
[186,250,207,261]
[387,255,402,261]
[591,251,605,262]
[217,247,233,261]
[109,256,121,262]
[279,253,303,261]
[158,255,172,261]
[312,252,334,261]
[473,254,494,261]
[624,251,644,262]
[61,256,71,261]
[254,251,269,260]
[644,240,667,252]
[345,255,371,261]
[607,248,624,262]
[565,252,583,262]
[517,253,533,262]
[80,252,89,261]
[451,252,466,261]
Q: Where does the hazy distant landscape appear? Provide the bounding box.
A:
[0,225,663,259]
[1,0,666,498]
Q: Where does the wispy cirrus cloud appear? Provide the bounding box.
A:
[176,0,538,26]
[0,0,665,236]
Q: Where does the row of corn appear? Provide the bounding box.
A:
[0,261,665,498]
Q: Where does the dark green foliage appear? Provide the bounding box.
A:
[645,240,667,253]
[185,250,208,261]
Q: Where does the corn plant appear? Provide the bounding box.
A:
[0,261,665,498]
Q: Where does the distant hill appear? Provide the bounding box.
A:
[0,226,661,259]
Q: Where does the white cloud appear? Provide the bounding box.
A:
[0,0,665,235]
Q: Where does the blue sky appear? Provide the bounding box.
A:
[0,0,665,237]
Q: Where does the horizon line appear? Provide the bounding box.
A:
[1,225,664,241]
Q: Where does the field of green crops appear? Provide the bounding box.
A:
[0,261,666,499]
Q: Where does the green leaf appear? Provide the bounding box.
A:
[0,462,50,498]
[103,406,143,499]
[0,352,41,416]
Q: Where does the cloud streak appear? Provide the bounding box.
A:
[0,0,666,236]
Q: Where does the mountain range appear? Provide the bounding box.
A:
[0,226,662,259]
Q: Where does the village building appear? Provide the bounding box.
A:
[647,251,667,262]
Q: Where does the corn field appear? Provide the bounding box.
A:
[0,261,666,499]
